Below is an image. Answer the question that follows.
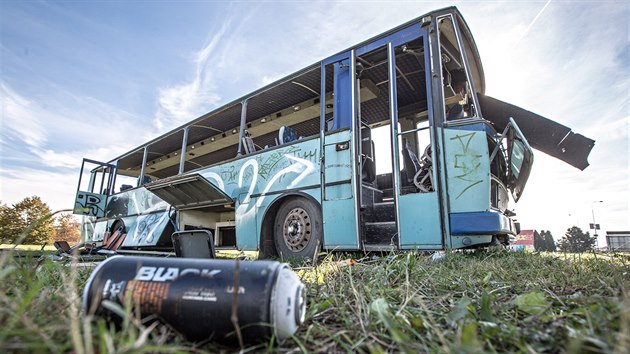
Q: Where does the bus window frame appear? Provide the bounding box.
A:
[436,14,484,124]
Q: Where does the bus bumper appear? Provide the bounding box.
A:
[449,211,516,236]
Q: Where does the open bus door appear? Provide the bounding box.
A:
[385,35,444,250]
[73,159,116,218]
[320,51,361,250]
[491,117,534,202]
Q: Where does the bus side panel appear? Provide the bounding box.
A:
[443,128,494,248]
[122,211,172,247]
[398,192,443,249]
[201,139,322,250]
[443,128,490,213]
[201,140,321,203]
[80,215,96,242]
[89,220,108,243]
[322,188,358,249]
[235,198,257,250]
[322,130,359,250]
[86,188,171,247]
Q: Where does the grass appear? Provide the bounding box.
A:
[0,249,628,353]
[0,244,57,251]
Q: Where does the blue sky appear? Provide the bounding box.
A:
[1,0,628,245]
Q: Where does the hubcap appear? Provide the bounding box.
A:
[282,207,311,252]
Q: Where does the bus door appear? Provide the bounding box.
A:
[387,34,443,249]
[319,51,361,250]
[73,158,116,218]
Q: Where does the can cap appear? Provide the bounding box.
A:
[270,265,306,341]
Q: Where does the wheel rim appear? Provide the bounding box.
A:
[282,207,312,252]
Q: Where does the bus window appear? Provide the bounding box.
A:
[393,37,433,195]
[245,66,321,148]
[143,130,186,179]
[182,103,241,172]
[438,16,476,120]
[114,148,144,191]
[113,173,137,193]
[355,45,393,197]
[323,63,335,132]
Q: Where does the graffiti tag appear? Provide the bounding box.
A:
[451,132,483,199]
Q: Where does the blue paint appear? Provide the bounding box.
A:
[398,192,442,249]
[356,23,423,56]
[322,194,359,249]
[449,211,514,235]
[322,130,359,249]
[333,59,352,130]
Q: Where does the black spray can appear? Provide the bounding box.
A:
[82,256,306,343]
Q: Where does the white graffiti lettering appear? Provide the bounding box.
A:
[205,172,225,191]
[203,150,316,219]
[134,266,221,282]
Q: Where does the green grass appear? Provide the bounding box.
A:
[0,250,628,353]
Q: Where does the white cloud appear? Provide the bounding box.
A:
[0,167,78,211]
[1,83,48,146]
[154,17,235,131]
[0,81,154,166]
[0,81,157,209]
[28,146,129,169]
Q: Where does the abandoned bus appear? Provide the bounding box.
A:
[72,7,594,258]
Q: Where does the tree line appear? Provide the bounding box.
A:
[533,226,598,253]
[0,196,80,246]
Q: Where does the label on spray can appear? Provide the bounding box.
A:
[82,256,306,343]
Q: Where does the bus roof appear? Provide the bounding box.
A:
[109,7,484,171]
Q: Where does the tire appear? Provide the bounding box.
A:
[273,197,322,260]
[110,219,126,234]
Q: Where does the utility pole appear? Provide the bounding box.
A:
[591,200,603,248]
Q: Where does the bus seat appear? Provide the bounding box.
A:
[242,130,256,154]
[279,126,298,144]
[138,175,152,185]
[446,103,465,120]
[171,230,216,258]
[361,127,376,184]
[120,184,133,192]
[101,222,126,251]
[401,139,420,185]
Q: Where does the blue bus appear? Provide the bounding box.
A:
[72,7,594,259]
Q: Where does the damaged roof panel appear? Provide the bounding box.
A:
[478,94,595,170]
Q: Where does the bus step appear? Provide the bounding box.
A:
[363,244,398,252]
[364,202,396,223]
[364,221,398,245]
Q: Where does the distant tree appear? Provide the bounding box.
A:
[542,230,557,252]
[533,230,545,251]
[53,213,81,244]
[0,201,22,243]
[1,196,55,245]
[557,226,596,253]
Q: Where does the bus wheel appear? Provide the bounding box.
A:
[274,197,322,260]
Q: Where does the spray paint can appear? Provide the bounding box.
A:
[82,256,306,343]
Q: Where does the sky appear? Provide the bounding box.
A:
[1,0,628,246]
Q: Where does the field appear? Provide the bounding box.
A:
[0,249,628,353]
